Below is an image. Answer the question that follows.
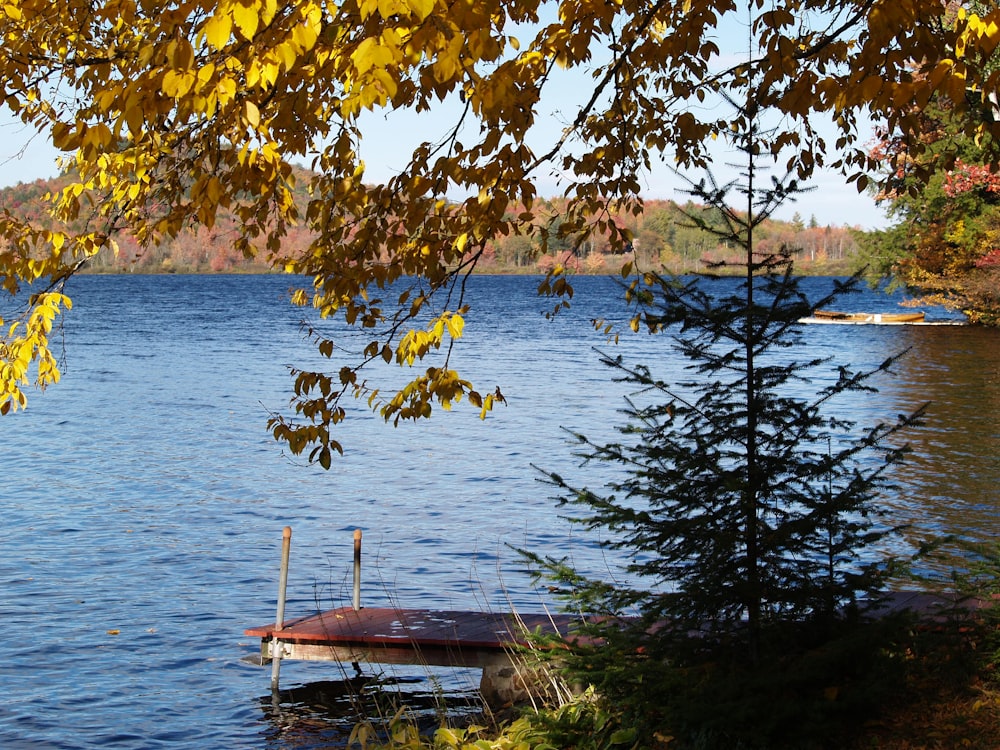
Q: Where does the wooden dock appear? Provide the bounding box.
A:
[245,605,580,706]
[245,606,577,669]
[246,591,966,671]
[244,528,980,706]
[244,527,581,705]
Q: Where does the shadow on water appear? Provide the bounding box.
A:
[879,325,1000,574]
[256,673,485,750]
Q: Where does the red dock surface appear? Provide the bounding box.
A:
[246,606,579,668]
[245,592,973,671]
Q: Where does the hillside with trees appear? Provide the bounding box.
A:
[483,197,861,274]
[0,170,313,274]
[0,174,861,275]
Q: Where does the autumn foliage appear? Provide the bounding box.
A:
[860,91,1000,324]
[2,0,1000,442]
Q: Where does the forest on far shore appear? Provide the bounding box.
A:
[0,171,864,276]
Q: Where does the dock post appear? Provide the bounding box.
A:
[352,528,362,611]
[270,526,292,696]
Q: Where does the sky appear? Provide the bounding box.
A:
[0,11,893,232]
[0,114,63,187]
[0,106,890,230]
[347,78,893,230]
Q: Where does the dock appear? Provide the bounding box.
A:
[245,605,578,705]
[244,527,580,705]
[245,528,979,706]
[246,606,576,669]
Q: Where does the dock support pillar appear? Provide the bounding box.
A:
[270,526,292,696]
[353,528,362,611]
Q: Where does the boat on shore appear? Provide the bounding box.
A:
[810,310,926,324]
[800,310,967,325]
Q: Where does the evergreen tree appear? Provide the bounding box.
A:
[528,98,925,748]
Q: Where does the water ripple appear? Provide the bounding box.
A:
[1,275,996,748]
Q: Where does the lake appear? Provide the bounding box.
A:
[2,274,998,749]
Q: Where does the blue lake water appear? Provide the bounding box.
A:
[2,274,998,748]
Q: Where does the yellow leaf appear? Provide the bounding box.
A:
[245,100,261,128]
[81,123,113,149]
[197,63,216,85]
[275,41,298,71]
[858,75,882,102]
[479,393,493,420]
[406,0,434,21]
[352,37,394,74]
[446,313,464,339]
[215,77,237,105]
[94,90,117,113]
[377,0,402,20]
[203,12,233,50]
[292,5,321,51]
[206,176,225,203]
[232,1,260,40]
[125,103,144,137]
[168,38,194,68]
[162,70,195,98]
[262,0,278,25]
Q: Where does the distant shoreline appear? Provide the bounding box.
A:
[73,258,859,278]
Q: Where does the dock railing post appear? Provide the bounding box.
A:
[352,528,362,611]
[270,526,292,696]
